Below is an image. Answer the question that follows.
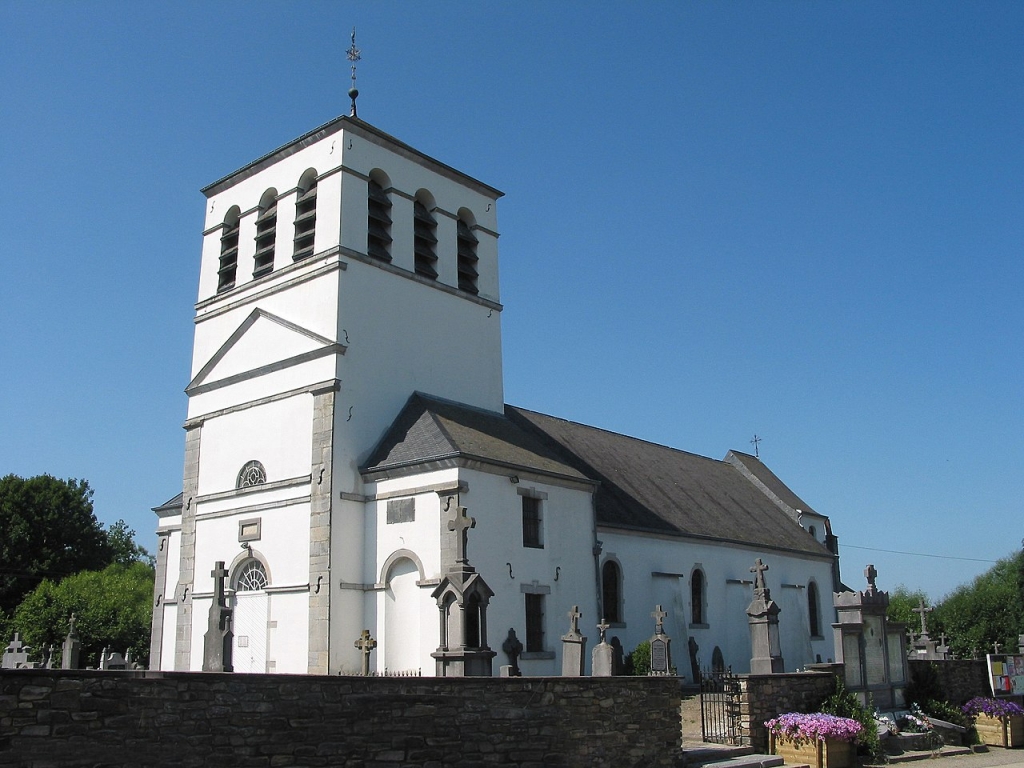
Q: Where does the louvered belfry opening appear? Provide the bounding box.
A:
[413,200,438,279]
[217,215,240,293]
[254,197,277,277]
[457,218,479,294]
[292,181,317,261]
[367,179,392,262]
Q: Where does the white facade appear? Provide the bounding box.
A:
[151,114,842,678]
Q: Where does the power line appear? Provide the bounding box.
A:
[842,544,998,564]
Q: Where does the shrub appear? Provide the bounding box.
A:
[623,640,651,676]
[817,678,881,758]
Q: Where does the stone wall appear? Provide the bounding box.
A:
[737,671,838,751]
[908,659,990,705]
[0,669,680,768]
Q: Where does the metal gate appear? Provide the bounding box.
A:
[700,667,741,744]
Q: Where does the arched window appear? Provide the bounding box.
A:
[217,207,241,293]
[691,569,705,625]
[236,460,266,488]
[456,211,479,294]
[293,170,317,261]
[367,174,392,262]
[808,581,821,637]
[236,559,268,591]
[465,593,482,648]
[413,194,438,279]
[602,560,622,623]
[253,189,277,277]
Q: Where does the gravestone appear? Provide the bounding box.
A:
[430,498,497,676]
[2,634,31,669]
[500,627,523,677]
[687,636,701,683]
[40,644,55,669]
[908,596,945,660]
[592,619,614,677]
[62,613,81,669]
[354,629,377,676]
[203,561,234,672]
[561,605,587,676]
[833,564,908,708]
[609,636,624,675]
[746,558,784,674]
[649,604,673,676]
[100,648,128,670]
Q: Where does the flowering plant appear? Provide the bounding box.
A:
[962,697,1024,720]
[765,712,864,744]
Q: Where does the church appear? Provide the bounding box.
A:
[149,101,842,678]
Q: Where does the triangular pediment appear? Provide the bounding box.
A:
[187,309,344,395]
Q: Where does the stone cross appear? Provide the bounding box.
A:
[864,564,878,593]
[354,629,376,676]
[212,561,230,605]
[652,605,667,634]
[2,633,30,669]
[912,597,932,636]
[994,642,1002,654]
[62,613,81,670]
[567,605,582,636]
[750,559,769,591]
[501,628,523,676]
[447,504,476,565]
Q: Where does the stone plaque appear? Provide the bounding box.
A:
[887,630,905,683]
[843,634,862,687]
[651,637,668,674]
[864,615,886,686]
[387,498,415,524]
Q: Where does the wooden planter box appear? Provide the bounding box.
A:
[769,733,854,768]
[975,713,1024,749]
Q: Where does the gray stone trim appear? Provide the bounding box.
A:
[174,423,202,670]
[156,523,182,533]
[307,387,334,674]
[338,578,441,592]
[378,549,426,584]
[187,345,345,396]
[195,474,312,504]
[194,250,346,318]
[184,379,339,427]
[388,187,415,202]
[471,222,499,240]
[196,494,311,521]
[338,491,369,502]
[361,455,594,492]
[726,578,755,586]
[238,518,262,542]
[516,487,548,500]
[339,245,503,311]
[148,531,172,669]
[651,571,687,578]
[363,480,467,502]
[519,581,551,595]
[781,583,805,589]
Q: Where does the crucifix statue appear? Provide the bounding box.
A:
[912,597,933,636]
[448,503,476,566]
[354,629,377,676]
[750,558,769,591]
[597,619,609,645]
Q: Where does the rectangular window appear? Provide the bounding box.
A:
[522,496,542,548]
[525,593,545,652]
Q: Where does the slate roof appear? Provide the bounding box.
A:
[363,394,832,559]
[506,407,831,557]
[361,393,588,483]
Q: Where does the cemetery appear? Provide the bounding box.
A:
[4,560,1023,766]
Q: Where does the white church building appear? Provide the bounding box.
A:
[149,108,842,678]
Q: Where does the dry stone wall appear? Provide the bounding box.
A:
[737,671,837,751]
[0,669,680,768]
[908,659,990,706]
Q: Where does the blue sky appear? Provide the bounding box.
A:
[2,2,1021,602]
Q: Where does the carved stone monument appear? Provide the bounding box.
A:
[908,597,946,660]
[592,619,614,677]
[430,498,496,676]
[746,558,784,674]
[62,613,82,669]
[500,628,523,677]
[560,605,587,676]
[202,561,233,672]
[354,629,377,676]
[649,605,673,676]
[2,633,31,669]
[832,564,908,708]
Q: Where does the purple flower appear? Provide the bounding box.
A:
[765,712,864,744]
[962,697,1024,719]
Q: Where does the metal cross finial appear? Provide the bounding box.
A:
[347,27,361,117]
[750,434,762,458]
[652,605,667,634]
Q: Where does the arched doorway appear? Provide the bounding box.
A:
[232,558,269,673]
[384,558,421,673]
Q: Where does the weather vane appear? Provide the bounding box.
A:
[750,434,762,459]
[347,27,361,117]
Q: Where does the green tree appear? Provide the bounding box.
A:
[887,585,930,628]
[0,475,113,619]
[106,519,154,567]
[932,550,1024,659]
[13,562,154,666]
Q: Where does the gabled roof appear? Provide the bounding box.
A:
[506,407,831,558]
[361,393,589,484]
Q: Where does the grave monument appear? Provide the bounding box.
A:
[746,558,784,674]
